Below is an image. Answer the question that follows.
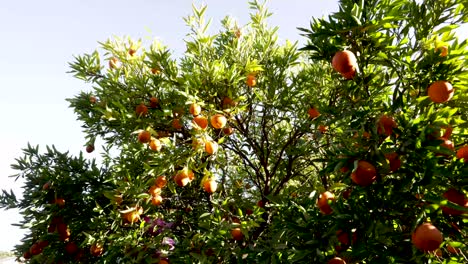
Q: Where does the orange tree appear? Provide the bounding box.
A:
[1,0,468,263]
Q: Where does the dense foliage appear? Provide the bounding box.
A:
[1,0,467,263]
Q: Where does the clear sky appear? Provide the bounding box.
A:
[0,0,339,252]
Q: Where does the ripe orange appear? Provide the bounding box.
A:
[135,103,148,117]
[435,46,448,57]
[124,210,141,224]
[149,138,162,151]
[138,130,151,143]
[86,144,95,153]
[222,96,237,108]
[192,115,208,130]
[428,81,454,103]
[174,169,194,187]
[128,48,137,56]
[317,191,335,215]
[190,103,202,116]
[441,188,467,215]
[54,198,66,207]
[59,228,71,242]
[205,140,218,155]
[377,115,397,136]
[159,260,170,264]
[351,160,377,186]
[223,127,234,135]
[151,195,163,206]
[210,114,227,129]
[29,243,43,255]
[318,125,328,134]
[151,67,161,74]
[327,257,346,264]
[172,119,183,130]
[246,74,257,87]
[332,50,357,79]
[203,179,218,193]
[149,97,159,108]
[456,145,468,163]
[148,185,162,196]
[231,228,244,241]
[89,96,97,104]
[412,223,443,252]
[109,57,120,69]
[385,152,401,172]
[307,107,320,119]
[65,242,78,254]
[42,182,51,191]
[155,175,167,188]
[90,243,104,257]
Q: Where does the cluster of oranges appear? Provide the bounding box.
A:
[317,49,467,263]
[148,175,168,206]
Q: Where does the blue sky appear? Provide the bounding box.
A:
[0,0,338,252]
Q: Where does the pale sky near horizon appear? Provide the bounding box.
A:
[0,0,339,252]
[1,0,467,254]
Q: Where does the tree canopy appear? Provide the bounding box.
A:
[1,0,467,263]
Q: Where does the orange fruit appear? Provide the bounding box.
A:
[332,50,357,79]
[155,175,167,188]
[59,228,71,242]
[351,161,377,186]
[151,195,163,206]
[148,185,162,196]
[23,251,32,259]
[246,74,257,87]
[190,103,202,116]
[90,243,103,257]
[317,191,335,215]
[109,57,120,69]
[174,168,194,187]
[204,179,218,193]
[89,96,97,104]
[223,127,234,135]
[151,67,161,74]
[86,144,95,153]
[54,198,66,207]
[128,48,137,56]
[222,96,237,108]
[377,115,397,136]
[385,152,401,172]
[192,115,208,130]
[205,140,218,155]
[172,119,183,130]
[138,130,151,143]
[65,242,78,255]
[456,145,468,163]
[318,125,328,134]
[159,259,170,264]
[149,97,159,108]
[307,107,320,119]
[149,138,162,151]
[428,81,454,103]
[327,257,346,264]
[210,114,227,129]
[412,223,443,252]
[231,228,244,241]
[124,210,141,224]
[441,188,467,215]
[435,46,448,57]
[29,243,43,255]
